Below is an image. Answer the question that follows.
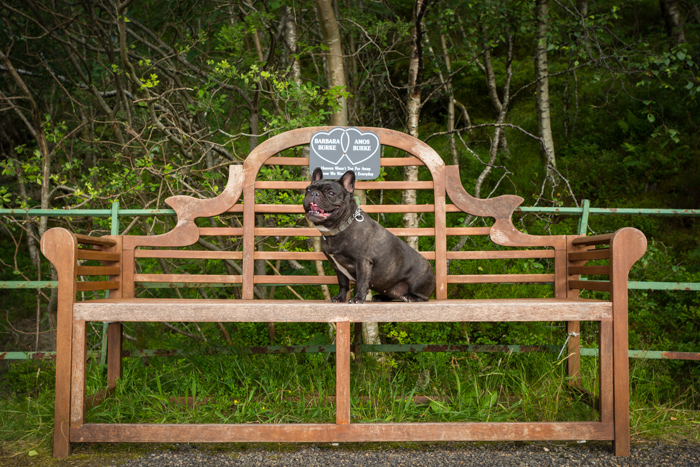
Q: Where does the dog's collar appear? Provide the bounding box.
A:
[319,207,365,238]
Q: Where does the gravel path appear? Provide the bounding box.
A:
[99,441,700,467]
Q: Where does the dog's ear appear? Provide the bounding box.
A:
[339,170,356,194]
[312,167,324,183]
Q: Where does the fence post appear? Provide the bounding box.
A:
[100,201,120,366]
[578,199,590,236]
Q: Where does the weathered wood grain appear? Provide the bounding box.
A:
[336,322,351,425]
[568,249,610,261]
[76,266,121,276]
[448,274,555,284]
[75,234,117,247]
[568,280,611,292]
[73,298,612,323]
[568,265,610,276]
[263,156,425,167]
[70,421,614,443]
[255,180,434,190]
[133,274,242,284]
[76,250,121,262]
[76,281,120,292]
[134,250,243,260]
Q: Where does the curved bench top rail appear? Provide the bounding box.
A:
[243,127,446,180]
[122,165,244,249]
[122,127,566,251]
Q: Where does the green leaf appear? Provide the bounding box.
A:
[28,451,38,457]
[647,113,656,123]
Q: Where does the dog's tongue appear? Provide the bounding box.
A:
[309,203,331,218]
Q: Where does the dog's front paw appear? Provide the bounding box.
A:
[348,296,366,304]
[331,294,347,303]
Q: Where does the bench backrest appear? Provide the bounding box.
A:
[70,127,611,301]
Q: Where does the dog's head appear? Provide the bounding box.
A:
[303,168,356,228]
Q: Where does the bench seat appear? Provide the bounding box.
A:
[74,298,612,323]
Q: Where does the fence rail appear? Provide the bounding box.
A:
[3,345,700,361]
[2,200,699,362]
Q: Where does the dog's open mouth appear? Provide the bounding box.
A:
[307,203,334,219]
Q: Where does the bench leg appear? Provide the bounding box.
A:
[566,321,582,388]
[106,322,122,388]
[613,325,631,456]
[599,320,613,424]
[71,321,86,428]
[53,305,73,458]
[336,322,351,425]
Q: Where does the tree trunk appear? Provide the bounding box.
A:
[315,0,348,126]
[478,23,510,155]
[535,0,557,187]
[439,34,458,166]
[404,1,432,251]
[577,0,588,17]
[660,0,686,46]
[425,32,459,166]
[0,50,57,347]
[314,0,380,345]
[282,6,302,85]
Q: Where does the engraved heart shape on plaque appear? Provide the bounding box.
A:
[310,127,380,166]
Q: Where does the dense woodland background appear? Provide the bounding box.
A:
[1,0,699,410]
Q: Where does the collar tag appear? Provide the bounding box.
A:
[352,207,365,223]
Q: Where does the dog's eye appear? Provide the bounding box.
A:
[328,190,335,196]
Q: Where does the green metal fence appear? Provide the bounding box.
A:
[1,200,699,361]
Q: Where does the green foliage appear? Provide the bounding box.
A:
[2,361,55,395]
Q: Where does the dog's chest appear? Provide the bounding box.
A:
[326,253,356,282]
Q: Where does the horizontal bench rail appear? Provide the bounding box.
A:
[255,180,434,190]
[568,249,610,262]
[75,234,117,247]
[72,298,613,322]
[225,203,488,214]
[263,156,425,167]
[76,250,120,262]
[70,421,614,444]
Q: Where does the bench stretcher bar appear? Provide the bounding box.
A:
[70,421,614,443]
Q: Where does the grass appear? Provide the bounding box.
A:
[1,349,698,464]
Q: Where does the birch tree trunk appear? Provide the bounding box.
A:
[535,0,557,187]
[0,50,58,346]
[289,5,331,303]
[404,0,432,251]
[282,6,302,85]
[660,0,686,46]
[315,0,348,126]
[477,23,510,155]
[314,0,379,346]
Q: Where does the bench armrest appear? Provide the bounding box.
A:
[567,227,647,295]
[41,228,123,300]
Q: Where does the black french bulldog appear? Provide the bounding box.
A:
[304,167,435,304]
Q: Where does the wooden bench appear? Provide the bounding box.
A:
[41,127,647,458]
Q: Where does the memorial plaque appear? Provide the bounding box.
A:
[309,127,381,180]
